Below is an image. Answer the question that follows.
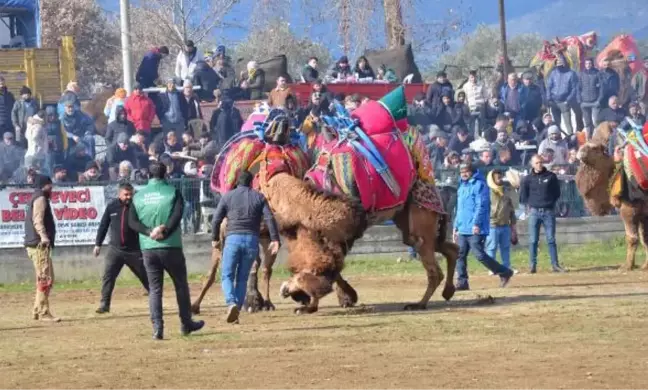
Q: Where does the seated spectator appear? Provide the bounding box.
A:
[0,132,25,182]
[345,94,362,112]
[103,88,127,124]
[444,150,461,169]
[52,164,68,183]
[118,160,133,181]
[514,120,538,145]
[500,73,527,125]
[185,131,218,164]
[567,148,579,165]
[105,105,136,145]
[243,61,265,100]
[106,133,139,179]
[408,92,434,128]
[11,86,39,147]
[461,148,474,164]
[492,128,517,164]
[79,160,102,183]
[376,64,398,83]
[476,149,495,168]
[448,126,473,154]
[301,57,320,83]
[182,79,203,123]
[163,131,183,154]
[311,81,332,109]
[354,56,375,80]
[597,95,625,125]
[538,125,568,165]
[210,97,243,153]
[533,112,554,141]
[25,110,48,173]
[192,60,221,102]
[481,94,505,130]
[57,81,81,119]
[620,102,646,130]
[329,56,353,81]
[541,147,555,169]
[268,75,292,108]
[483,114,509,143]
[429,130,448,171]
[454,91,471,128]
[61,101,95,157]
[159,78,188,137]
[495,147,513,166]
[65,143,93,181]
[124,83,156,136]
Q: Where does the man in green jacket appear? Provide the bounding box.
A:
[129,161,204,340]
[485,169,518,273]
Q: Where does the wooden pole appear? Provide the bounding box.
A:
[498,0,509,77]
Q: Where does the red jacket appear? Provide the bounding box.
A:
[124,94,156,132]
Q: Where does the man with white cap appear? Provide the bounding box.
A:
[538,125,568,165]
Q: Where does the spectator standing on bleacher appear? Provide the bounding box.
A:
[192,60,220,102]
[136,46,169,88]
[159,78,187,137]
[454,91,471,128]
[453,162,514,291]
[182,80,202,123]
[124,83,156,140]
[407,93,434,128]
[243,62,265,101]
[463,70,487,114]
[12,86,39,147]
[426,71,454,107]
[301,57,320,83]
[210,98,243,153]
[481,94,505,131]
[24,111,48,173]
[500,73,527,127]
[547,56,580,135]
[519,155,564,273]
[435,91,459,133]
[0,132,24,182]
[0,76,16,136]
[175,41,202,81]
[579,58,602,138]
[599,58,620,109]
[268,75,292,108]
[522,73,543,123]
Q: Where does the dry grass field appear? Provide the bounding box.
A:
[1,240,647,389]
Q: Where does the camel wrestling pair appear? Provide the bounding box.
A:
[190,87,459,315]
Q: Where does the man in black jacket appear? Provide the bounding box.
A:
[93,183,149,313]
[519,155,565,273]
[426,71,454,107]
[24,175,60,322]
[579,58,602,137]
[212,171,280,324]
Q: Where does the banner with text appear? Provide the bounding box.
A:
[0,186,107,248]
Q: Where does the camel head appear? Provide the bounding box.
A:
[575,142,617,216]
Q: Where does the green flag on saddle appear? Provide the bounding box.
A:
[378,85,408,123]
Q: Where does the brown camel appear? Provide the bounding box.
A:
[576,122,648,271]
[260,166,459,314]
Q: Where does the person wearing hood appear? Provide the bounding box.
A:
[242,61,265,100]
[329,56,353,81]
[61,101,96,157]
[56,81,81,119]
[454,91,471,128]
[426,71,454,107]
[105,105,136,145]
[79,160,103,183]
[519,155,564,273]
[11,86,39,147]
[481,93,505,132]
[429,130,448,172]
[0,132,24,182]
[0,76,15,135]
[485,169,518,272]
[546,56,581,135]
[210,97,243,153]
[175,40,203,81]
[44,106,67,166]
[435,91,460,132]
[25,110,48,173]
[65,143,93,181]
[453,162,514,291]
[107,133,140,178]
[159,78,188,136]
[192,60,221,102]
[538,125,568,165]
[376,64,398,83]
[103,88,127,124]
[136,46,170,88]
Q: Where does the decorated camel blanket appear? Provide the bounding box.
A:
[621,120,648,192]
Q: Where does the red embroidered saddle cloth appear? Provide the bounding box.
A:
[624,122,648,191]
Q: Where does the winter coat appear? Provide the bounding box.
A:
[25,115,48,159]
[124,94,156,131]
[462,80,487,112]
[599,68,620,105]
[159,89,188,125]
[192,61,221,102]
[175,48,203,81]
[65,149,93,181]
[56,90,81,119]
[547,67,579,103]
[136,48,165,88]
[0,87,15,130]
[354,66,375,80]
[44,106,68,159]
[500,83,528,115]
[407,104,435,128]
[426,81,454,106]
[210,106,243,152]
[448,133,473,154]
[61,110,95,139]
[524,84,544,121]
[301,65,319,83]
[247,69,265,100]
[106,142,139,168]
[538,138,569,164]
[329,63,353,80]
[579,68,602,104]
[105,106,136,145]
[268,87,293,108]
[11,98,39,143]
[187,140,218,163]
[0,142,24,181]
[183,94,202,122]
[103,96,125,123]
[454,170,490,236]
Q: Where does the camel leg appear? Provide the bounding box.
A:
[244,256,264,313]
[620,203,639,271]
[394,206,444,311]
[335,273,358,308]
[259,236,277,311]
[639,217,648,271]
[191,246,221,315]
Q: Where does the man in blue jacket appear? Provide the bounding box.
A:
[453,162,514,290]
[135,46,170,88]
[547,56,581,135]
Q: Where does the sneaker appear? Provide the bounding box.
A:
[95,306,110,314]
[499,272,513,288]
[181,320,205,336]
[152,329,164,340]
[226,305,240,324]
[39,313,61,322]
[512,268,519,275]
[32,312,39,320]
[529,266,537,274]
[552,266,568,273]
[456,283,470,291]
[488,271,495,276]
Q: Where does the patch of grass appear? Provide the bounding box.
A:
[0,239,627,293]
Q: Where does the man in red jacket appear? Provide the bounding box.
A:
[124,83,156,139]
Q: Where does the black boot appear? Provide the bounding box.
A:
[95,306,110,314]
[152,322,164,340]
[181,320,205,336]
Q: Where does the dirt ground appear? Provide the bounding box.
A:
[1,269,648,389]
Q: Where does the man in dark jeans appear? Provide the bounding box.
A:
[212,171,280,324]
[453,162,514,291]
[129,161,204,340]
[519,155,565,273]
[93,183,149,313]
